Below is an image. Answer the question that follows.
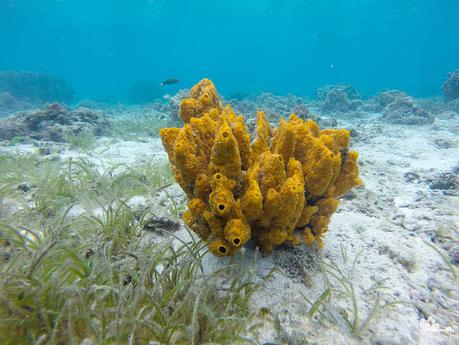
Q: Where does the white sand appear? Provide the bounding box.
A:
[197,118,459,345]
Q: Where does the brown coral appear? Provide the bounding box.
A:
[160,78,362,256]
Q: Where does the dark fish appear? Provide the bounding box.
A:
[160,78,180,86]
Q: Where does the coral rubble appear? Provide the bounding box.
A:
[0,103,110,142]
[160,79,362,256]
[442,70,459,100]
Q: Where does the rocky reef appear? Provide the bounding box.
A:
[160,79,362,256]
[316,84,362,112]
[0,103,110,142]
[0,71,75,103]
[442,70,459,100]
[228,92,338,130]
[229,92,307,122]
[380,94,435,125]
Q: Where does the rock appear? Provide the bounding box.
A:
[0,103,110,142]
[316,84,360,101]
[446,99,459,112]
[442,70,459,100]
[229,98,258,117]
[291,104,309,120]
[437,110,458,119]
[17,182,31,192]
[143,211,181,234]
[38,146,52,155]
[130,197,181,234]
[316,84,362,113]
[374,90,408,108]
[404,172,420,183]
[381,96,435,125]
[429,172,458,192]
[235,92,307,121]
[433,139,453,149]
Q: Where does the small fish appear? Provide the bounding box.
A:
[160,78,180,86]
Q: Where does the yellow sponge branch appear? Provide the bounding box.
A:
[160,79,362,256]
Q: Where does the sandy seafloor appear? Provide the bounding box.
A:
[1,113,458,345]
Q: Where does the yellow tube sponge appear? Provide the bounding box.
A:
[296,205,319,228]
[300,135,337,196]
[258,152,286,196]
[173,125,202,195]
[250,111,271,163]
[179,79,222,123]
[159,127,181,164]
[209,238,237,257]
[203,210,225,237]
[240,164,263,221]
[209,184,235,218]
[208,122,242,182]
[272,119,296,168]
[224,218,251,248]
[194,173,211,201]
[221,106,251,170]
[160,79,362,256]
[333,151,362,197]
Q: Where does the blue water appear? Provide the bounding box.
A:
[0,0,458,100]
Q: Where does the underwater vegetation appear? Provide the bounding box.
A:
[160,79,362,256]
[0,71,75,103]
[0,153,262,345]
